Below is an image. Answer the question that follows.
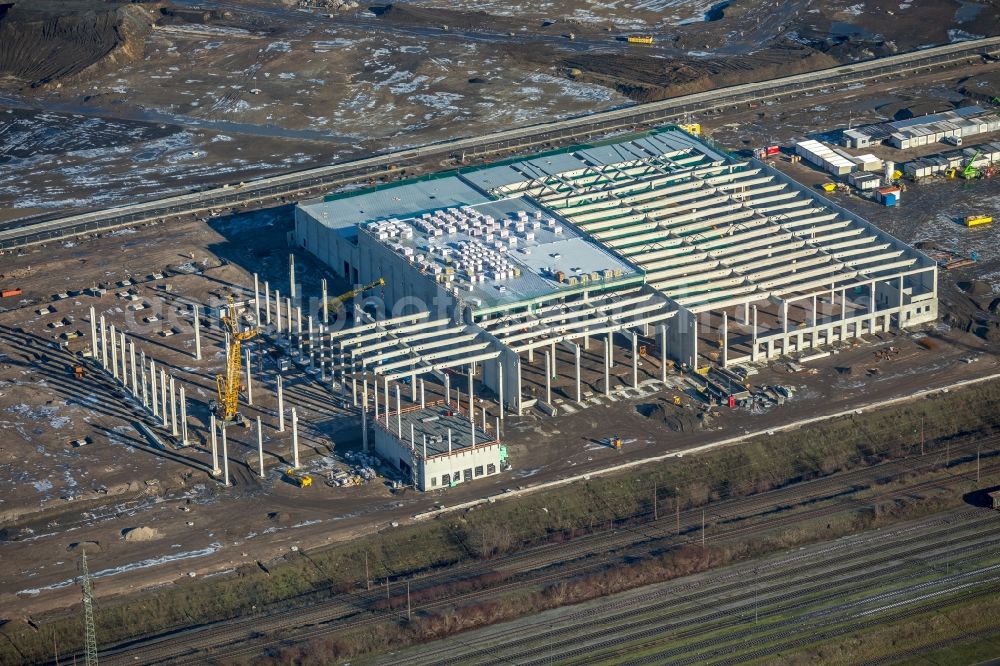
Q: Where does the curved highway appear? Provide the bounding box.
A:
[3,36,999,250]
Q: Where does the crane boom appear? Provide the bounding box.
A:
[215,297,257,425]
[326,278,385,312]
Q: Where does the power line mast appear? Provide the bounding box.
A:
[80,550,98,666]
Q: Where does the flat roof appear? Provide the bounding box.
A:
[393,406,495,456]
[300,177,490,231]
[362,195,639,309]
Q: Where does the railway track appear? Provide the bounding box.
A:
[4,37,1000,250]
[382,511,1000,666]
[96,440,1000,665]
[390,513,1000,665]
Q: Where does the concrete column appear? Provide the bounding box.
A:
[574,343,582,404]
[528,346,534,363]
[362,391,369,453]
[321,278,329,324]
[497,360,504,420]
[607,332,614,369]
[275,289,282,334]
[89,306,98,359]
[411,373,417,402]
[631,331,638,388]
[781,300,789,335]
[253,273,260,324]
[180,386,188,446]
[264,280,271,325]
[544,351,552,404]
[751,305,759,362]
[659,324,668,383]
[515,358,523,416]
[291,407,299,469]
[210,414,221,475]
[604,335,611,397]
[150,360,158,416]
[722,312,729,366]
[549,341,556,377]
[129,341,137,396]
[169,376,178,436]
[109,325,118,379]
[141,351,148,407]
[100,315,107,369]
[444,373,451,406]
[869,280,877,334]
[277,375,285,432]
[318,324,327,380]
[419,379,426,408]
[289,253,296,306]
[193,304,202,361]
[160,369,168,428]
[840,288,848,339]
[373,378,379,421]
[221,425,230,487]
[811,294,818,329]
[468,366,474,423]
[410,422,415,450]
[288,298,295,344]
[384,378,390,427]
[257,416,264,478]
[120,332,127,384]
[296,306,303,354]
[395,385,402,436]
[245,347,253,406]
[307,315,315,369]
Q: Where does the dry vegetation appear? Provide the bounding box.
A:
[3,378,1000,664]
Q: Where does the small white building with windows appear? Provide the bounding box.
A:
[369,404,505,491]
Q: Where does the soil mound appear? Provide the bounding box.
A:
[122,526,163,541]
[0,1,158,88]
[637,402,701,432]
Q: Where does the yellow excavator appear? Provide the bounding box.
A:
[326,278,385,315]
[213,296,258,427]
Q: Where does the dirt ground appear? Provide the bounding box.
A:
[2,0,1000,634]
[1,176,999,623]
[1,0,997,223]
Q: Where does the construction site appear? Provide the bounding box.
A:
[3,5,1000,662]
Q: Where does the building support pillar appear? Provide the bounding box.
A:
[722,312,729,367]
[180,386,188,446]
[604,335,611,397]
[221,425,230,487]
[257,416,265,478]
[277,375,285,432]
[659,323,669,383]
[291,407,299,469]
[630,331,639,388]
[210,414,221,476]
[544,351,552,405]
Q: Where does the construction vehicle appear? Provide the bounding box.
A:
[965,215,993,228]
[679,123,701,136]
[673,395,682,406]
[611,436,623,450]
[821,182,836,192]
[73,364,85,379]
[962,150,983,180]
[627,35,654,44]
[213,296,258,427]
[285,468,313,488]
[326,278,385,314]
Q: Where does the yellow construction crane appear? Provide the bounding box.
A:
[215,296,257,426]
[327,278,385,314]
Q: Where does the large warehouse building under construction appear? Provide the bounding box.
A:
[294,127,938,437]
